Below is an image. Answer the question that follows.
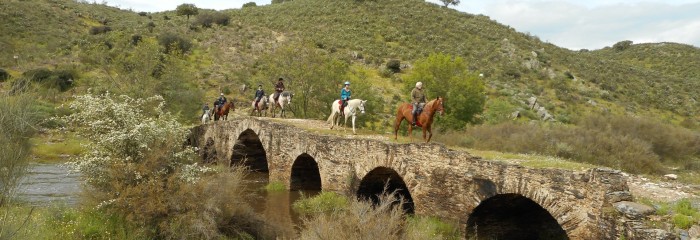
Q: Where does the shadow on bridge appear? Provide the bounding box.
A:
[232,129,269,179]
[466,193,569,240]
[357,167,415,214]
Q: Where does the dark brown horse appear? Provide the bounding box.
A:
[393,97,444,143]
[214,101,234,121]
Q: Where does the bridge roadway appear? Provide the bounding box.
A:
[188,116,629,239]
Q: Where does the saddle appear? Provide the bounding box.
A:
[409,104,424,114]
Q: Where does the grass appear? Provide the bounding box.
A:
[466,149,595,171]
[292,191,348,215]
[30,131,86,163]
[264,181,286,192]
[638,198,700,230]
[405,216,460,240]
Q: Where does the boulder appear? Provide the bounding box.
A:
[605,191,634,203]
[689,225,700,239]
[614,201,656,220]
[664,174,678,180]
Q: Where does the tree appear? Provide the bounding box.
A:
[405,53,485,130]
[254,43,348,119]
[440,0,460,7]
[176,3,199,20]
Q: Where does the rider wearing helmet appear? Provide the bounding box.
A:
[411,82,426,126]
[254,84,265,111]
[340,81,351,116]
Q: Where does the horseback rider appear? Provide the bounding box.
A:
[202,103,210,116]
[411,82,426,126]
[340,81,351,116]
[254,84,265,111]
[215,93,227,113]
[273,78,285,103]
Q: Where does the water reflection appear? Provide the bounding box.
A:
[243,172,320,237]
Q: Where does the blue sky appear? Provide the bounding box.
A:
[106,0,700,50]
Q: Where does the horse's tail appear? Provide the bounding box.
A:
[327,109,336,123]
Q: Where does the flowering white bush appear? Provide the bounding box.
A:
[63,93,211,196]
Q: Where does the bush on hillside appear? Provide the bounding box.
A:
[146,22,156,33]
[195,12,231,28]
[613,40,633,51]
[158,32,192,54]
[0,69,10,82]
[138,12,148,16]
[22,68,75,91]
[386,59,401,73]
[243,2,257,8]
[89,25,111,35]
[131,34,142,46]
[176,3,199,20]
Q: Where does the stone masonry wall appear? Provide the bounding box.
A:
[189,117,628,239]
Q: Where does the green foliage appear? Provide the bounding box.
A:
[195,11,231,28]
[439,0,461,7]
[264,181,286,192]
[484,98,518,124]
[254,42,348,119]
[405,216,460,239]
[272,0,293,4]
[405,53,485,129]
[243,2,257,8]
[673,214,695,229]
[613,40,633,51]
[175,3,199,20]
[130,34,142,46]
[293,191,349,215]
[158,32,192,54]
[0,94,38,206]
[22,67,75,91]
[89,25,111,35]
[386,59,401,73]
[0,69,9,82]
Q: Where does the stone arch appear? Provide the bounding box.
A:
[466,193,568,240]
[202,138,217,164]
[356,167,415,213]
[290,153,322,191]
[231,129,268,174]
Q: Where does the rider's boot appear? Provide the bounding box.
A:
[412,112,418,126]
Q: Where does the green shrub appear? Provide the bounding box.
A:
[0,69,10,82]
[674,199,699,217]
[405,216,460,240]
[386,59,401,73]
[243,2,257,8]
[673,214,694,229]
[613,40,633,51]
[23,68,52,82]
[195,12,216,28]
[176,3,199,20]
[138,12,148,16]
[158,32,192,54]
[146,22,156,33]
[293,191,349,215]
[264,181,286,192]
[89,25,111,35]
[131,34,142,46]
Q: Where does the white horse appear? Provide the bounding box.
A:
[201,109,210,124]
[269,91,293,118]
[326,99,367,134]
[251,96,269,117]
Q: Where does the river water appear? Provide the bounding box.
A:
[18,163,81,206]
[18,164,316,236]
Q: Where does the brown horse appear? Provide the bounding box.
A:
[393,97,444,143]
[214,101,234,121]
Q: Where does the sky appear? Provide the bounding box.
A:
[106,0,700,50]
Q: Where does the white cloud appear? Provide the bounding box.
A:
[108,0,700,50]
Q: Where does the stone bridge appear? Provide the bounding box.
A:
[188,117,629,239]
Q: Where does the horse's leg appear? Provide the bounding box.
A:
[352,114,356,135]
[426,125,433,143]
[422,126,427,142]
[394,112,404,140]
[408,122,413,142]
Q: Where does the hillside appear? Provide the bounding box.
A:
[1,0,699,176]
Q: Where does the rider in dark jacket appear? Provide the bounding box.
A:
[273,78,285,102]
[254,84,265,111]
[215,93,227,113]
